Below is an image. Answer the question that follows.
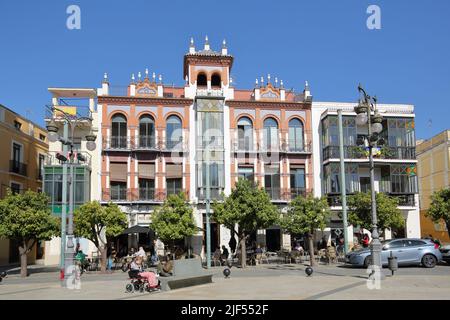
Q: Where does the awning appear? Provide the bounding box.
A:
[121,225,155,238]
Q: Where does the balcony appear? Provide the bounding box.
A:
[196,88,224,97]
[103,136,133,150]
[197,187,225,201]
[323,145,416,161]
[9,160,28,176]
[390,193,416,207]
[102,188,131,202]
[326,193,416,207]
[265,187,283,201]
[136,136,156,150]
[290,188,308,199]
[138,187,156,201]
[282,141,312,154]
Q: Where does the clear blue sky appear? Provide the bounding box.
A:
[0,0,449,139]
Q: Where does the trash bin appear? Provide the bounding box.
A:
[388,251,398,276]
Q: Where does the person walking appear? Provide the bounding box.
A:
[229,236,237,255]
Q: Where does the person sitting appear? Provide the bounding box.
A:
[136,247,146,257]
[293,242,305,255]
[130,256,158,287]
[157,255,174,277]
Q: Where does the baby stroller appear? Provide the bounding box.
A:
[125,270,161,293]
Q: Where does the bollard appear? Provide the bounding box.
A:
[223,267,231,278]
[387,251,398,276]
[305,266,313,276]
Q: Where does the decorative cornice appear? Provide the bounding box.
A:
[227,100,311,109]
[99,96,193,106]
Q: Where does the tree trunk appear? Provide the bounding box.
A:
[19,244,28,278]
[240,236,247,268]
[100,247,107,273]
[308,232,316,267]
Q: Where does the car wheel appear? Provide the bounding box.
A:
[363,256,372,268]
[421,254,437,268]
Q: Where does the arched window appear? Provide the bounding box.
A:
[237,117,253,151]
[263,117,279,150]
[211,73,221,87]
[139,115,155,148]
[289,118,304,151]
[111,114,127,148]
[197,73,207,87]
[166,115,182,149]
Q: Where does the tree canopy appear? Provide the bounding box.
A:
[152,193,197,248]
[427,188,450,238]
[281,195,331,235]
[0,190,60,277]
[212,179,280,267]
[74,201,127,249]
[347,192,404,233]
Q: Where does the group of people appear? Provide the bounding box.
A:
[213,245,230,265]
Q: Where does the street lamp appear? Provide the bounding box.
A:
[46,106,96,286]
[354,85,384,275]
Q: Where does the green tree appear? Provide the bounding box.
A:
[152,193,196,253]
[427,188,450,239]
[0,190,60,277]
[74,201,127,272]
[212,179,280,268]
[281,195,331,266]
[347,192,404,235]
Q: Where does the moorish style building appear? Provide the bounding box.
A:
[96,37,314,255]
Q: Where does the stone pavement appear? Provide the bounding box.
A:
[1,263,449,300]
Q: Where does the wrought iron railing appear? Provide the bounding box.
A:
[9,160,27,176]
[323,145,416,161]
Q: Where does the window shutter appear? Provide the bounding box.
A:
[138,163,155,178]
[166,164,182,178]
[110,162,127,182]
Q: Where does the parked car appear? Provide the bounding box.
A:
[440,245,450,264]
[345,238,442,268]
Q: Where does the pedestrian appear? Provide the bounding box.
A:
[221,245,229,264]
[228,236,237,255]
[362,234,370,248]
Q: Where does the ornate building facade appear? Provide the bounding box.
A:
[96,38,314,255]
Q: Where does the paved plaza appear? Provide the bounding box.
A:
[1,263,450,300]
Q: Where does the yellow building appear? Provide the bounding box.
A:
[417,130,450,244]
[0,104,49,266]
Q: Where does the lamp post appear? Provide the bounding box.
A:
[46,106,96,286]
[354,85,384,274]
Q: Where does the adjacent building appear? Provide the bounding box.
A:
[0,104,48,266]
[417,130,450,244]
[311,102,421,246]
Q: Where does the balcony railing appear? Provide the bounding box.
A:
[196,88,224,97]
[109,188,129,201]
[290,188,308,199]
[138,187,156,201]
[327,193,416,207]
[9,160,28,176]
[390,193,416,207]
[137,136,156,149]
[197,187,224,200]
[265,187,282,201]
[323,145,416,161]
